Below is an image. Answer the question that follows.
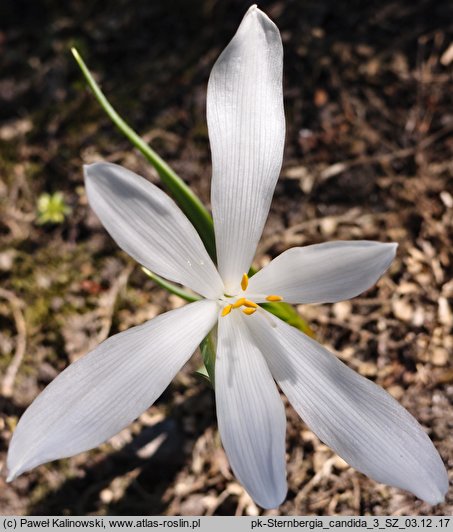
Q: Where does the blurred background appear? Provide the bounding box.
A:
[0,0,452,516]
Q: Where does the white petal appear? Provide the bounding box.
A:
[7,300,218,480]
[84,163,223,299]
[248,241,397,304]
[215,311,287,509]
[247,312,448,504]
[207,6,285,293]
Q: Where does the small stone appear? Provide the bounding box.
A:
[0,250,16,271]
[440,190,453,208]
[359,362,377,377]
[397,281,418,295]
[320,217,338,236]
[440,43,453,66]
[314,88,328,107]
[169,294,186,309]
[179,495,205,515]
[333,301,352,321]
[313,448,330,472]
[431,347,450,367]
[227,482,244,496]
[99,489,113,504]
[333,455,349,470]
[301,429,318,443]
[338,346,355,361]
[387,385,404,400]
[392,298,413,322]
[412,306,425,327]
[245,501,259,516]
[0,118,32,140]
[438,297,453,327]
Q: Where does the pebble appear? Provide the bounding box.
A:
[431,347,450,367]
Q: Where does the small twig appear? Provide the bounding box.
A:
[141,267,200,303]
[320,147,415,180]
[319,123,453,181]
[295,455,336,505]
[259,208,391,253]
[0,288,27,398]
[97,264,134,344]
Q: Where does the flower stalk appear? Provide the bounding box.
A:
[141,267,200,303]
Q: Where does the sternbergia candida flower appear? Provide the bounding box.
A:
[7,6,448,509]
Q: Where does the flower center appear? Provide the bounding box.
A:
[220,273,283,317]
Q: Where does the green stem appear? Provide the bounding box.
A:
[71,47,217,262]
[141,267,201,303]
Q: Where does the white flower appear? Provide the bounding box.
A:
[7,6,447,509]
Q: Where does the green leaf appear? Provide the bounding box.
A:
[199,326,217,387]
[141,267,200,303]
[36,192,71,225]
[194,364,212,386]
[71,47,217,262]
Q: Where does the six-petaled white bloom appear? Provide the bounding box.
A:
[7,5,448,509]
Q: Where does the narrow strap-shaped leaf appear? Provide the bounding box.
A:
[199,326,217,387]
[71,47,216,262]
[141,267,201,303]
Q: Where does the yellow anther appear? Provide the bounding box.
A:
[242,307,256,316]
[243,299,258,308]
[232,297,246,309]
[241,273,249,291]
[266,295,283,302]
[221,304,233,317]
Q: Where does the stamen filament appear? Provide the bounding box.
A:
[242,308,256,315]
[266,295,283,302]
[241,273,249,291]
[221,304,233,317]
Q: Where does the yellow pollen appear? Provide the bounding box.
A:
[221,304,233,317]
[242,307,256,315]
[241,273,249,291]
[232,297,246,309]
[266,295,283,302]
[243,299,258,308]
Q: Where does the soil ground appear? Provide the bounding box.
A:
[0,0,452,516]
